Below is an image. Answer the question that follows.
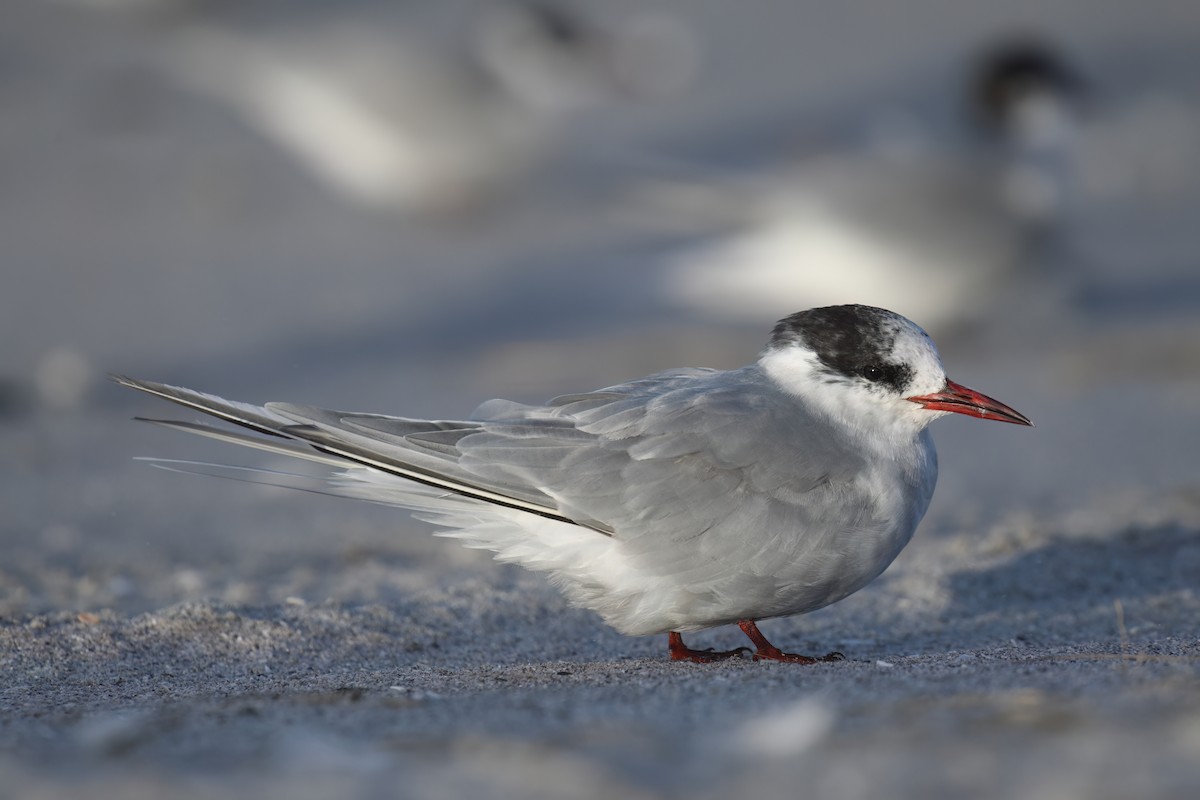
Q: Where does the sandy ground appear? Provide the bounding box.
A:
[2,1,1199,797]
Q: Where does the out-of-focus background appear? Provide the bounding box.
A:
[2,1,1198,797]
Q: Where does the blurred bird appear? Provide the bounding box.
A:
[647,39,1087,334]
[115,305,1030,663]
[144,2,697,214]
[973,37,1200,265]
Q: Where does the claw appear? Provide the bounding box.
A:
[738,620,845,665]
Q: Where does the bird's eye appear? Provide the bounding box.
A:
[862,365,884,382]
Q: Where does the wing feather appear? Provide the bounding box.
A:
[114,376,595,530]
[116,367,862,581]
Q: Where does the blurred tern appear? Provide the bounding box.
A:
[974,37,1200,260]
[115,305,1030,663]
[151,1,696,215]
[648,41,1087,333]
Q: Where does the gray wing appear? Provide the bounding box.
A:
[115,369,867,576]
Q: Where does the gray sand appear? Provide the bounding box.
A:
[3,1,1199,797]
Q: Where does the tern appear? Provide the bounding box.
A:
[649,41,1084,333]
[145,1,696,214]
[115,305,1030,663]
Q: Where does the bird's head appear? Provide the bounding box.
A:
[760,305,1031,444]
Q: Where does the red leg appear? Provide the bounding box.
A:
[668,631,750,663]
[737,620,845,664]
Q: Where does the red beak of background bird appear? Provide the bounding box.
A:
[907,379,1033,426]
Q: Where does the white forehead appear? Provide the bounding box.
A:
[889,324,946,396]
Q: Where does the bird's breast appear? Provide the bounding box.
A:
[745,438,939,621]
